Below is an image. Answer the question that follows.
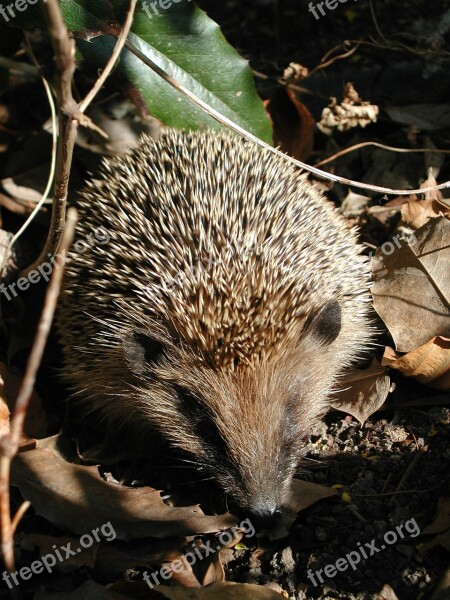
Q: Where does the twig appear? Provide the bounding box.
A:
[389,445,428,505]
[369,0,388,45]
[124,39,450,197]
[0,209,77,572]
[343,38,450,61]
[22,0,137,277]
[309,43,360,76]
[0,0,138,565]
[350,471,450,498]
[315,141,450,168]
[79,0,137,113]
[0,57,39,75]
[347,504,367,524]
[21,0,77,277]
[11,501,31,536]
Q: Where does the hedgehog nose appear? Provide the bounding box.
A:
[247,503,281,529]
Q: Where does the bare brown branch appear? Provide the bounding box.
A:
[0,209,77,572]
[23,0,138,276]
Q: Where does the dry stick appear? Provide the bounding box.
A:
[0,209,77,573]
[22,0,77,277]
[123,39,450,198]
[347,504,367,524]
[79,0,138,114]
[23,0,137,277]
[315,141,450,168]
[351,472,450,498]
[388,445,428,506]
[308,42,359,76]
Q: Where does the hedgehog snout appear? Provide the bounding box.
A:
[247,498,281,523]
[225,484,284,527]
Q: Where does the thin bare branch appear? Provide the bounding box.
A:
[11,501,31,536]
[0,209,77,572]
[315,141,450,168]
[124,39,450,197]
[79,0,138,113]
[22,0,78,276]
[22,0,137,276]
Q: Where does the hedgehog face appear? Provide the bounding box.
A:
[119,300,349,519]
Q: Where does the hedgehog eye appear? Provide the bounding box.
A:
[123,332,164,375]
[307,300,341,346]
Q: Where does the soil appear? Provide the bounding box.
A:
[230,407,450,599]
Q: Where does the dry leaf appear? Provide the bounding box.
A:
[1,176,46,204]
[22,534,100,572]
[0,363,47,438]
[168,558,200,589]
[268,479,337,539]
[0,370,10,438]
[382,338,450,390]
[423,497,450,535]
[331,359,391,423]
[22,533,186,581]
[420,497,450,554]
[34,579,143,599]
[318,83,379,133]
[341,190,371,218]
[156,581,285,599]
[284,479,337,515]
[98,539,186,581]
[199,529,242,586]
[429,566,450,600]
[401,198,449,230]
[0,230,13,268]
[372,217,450,352]
[201,552,225,587]
[400,172,450,229]
[376,584,400,600]
[265,87,314,161]
[11,436,237,540]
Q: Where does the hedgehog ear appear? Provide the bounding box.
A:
[306,300,342,346]
[123,332,165,375]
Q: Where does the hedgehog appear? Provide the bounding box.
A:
[56,129,372,521]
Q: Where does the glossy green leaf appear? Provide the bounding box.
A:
[6,0,272,141]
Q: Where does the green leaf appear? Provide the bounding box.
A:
[6,0,272,141]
